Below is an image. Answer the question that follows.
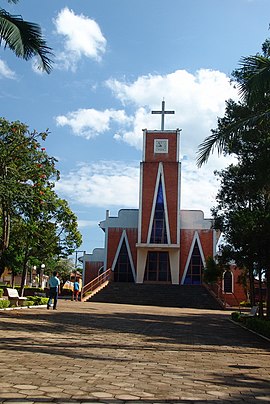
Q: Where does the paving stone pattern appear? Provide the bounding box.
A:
[0,300,269,403]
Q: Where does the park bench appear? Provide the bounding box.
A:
[6,288,27,306]
[240,305,258,318]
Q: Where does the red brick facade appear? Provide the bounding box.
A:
[83,128,246,306]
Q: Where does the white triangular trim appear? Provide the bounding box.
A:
[147,162,171,244]
[180,231,205,285]
[111,230,136,281]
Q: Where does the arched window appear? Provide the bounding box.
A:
[223,271,233,293]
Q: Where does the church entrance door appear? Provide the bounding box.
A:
[144,251,171,282]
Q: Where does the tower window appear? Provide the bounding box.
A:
[150,181,167,244]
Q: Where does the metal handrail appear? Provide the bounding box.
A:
[204,281,242,310]
[82,268,111,298]
[203,282,226,308]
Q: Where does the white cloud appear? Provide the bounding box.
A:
[55,161,140,208]
[77,220,98,228]
[53,7,106,71]
[57,68,238,156]
[106,69,239,157]
[56,68,239,218]
[0,59,16,79]
[56,108,131,139]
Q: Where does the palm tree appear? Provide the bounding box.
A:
[0,0,53,73]
[197,42,270,167]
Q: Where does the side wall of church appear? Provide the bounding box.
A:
[179,229,214,282]
[106,228,138,270]
[220,266,247,306]
[84,261,104,285]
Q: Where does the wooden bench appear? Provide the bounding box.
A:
[6,288,27,306]
[240,305,258,318]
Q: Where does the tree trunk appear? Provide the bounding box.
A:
[248,266,255,306]
[0,208,11,277]
[20,252,29,297]
[11,271,15,288]
[258,267,264,318]
[266,268,270,320]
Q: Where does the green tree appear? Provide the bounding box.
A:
[196,40,270,318]
[52,258,76,283]
[211,161,270,318]
[0,118,82,288]
[203,256,223,284]
[0,0,53,73]
[197,39,270,166]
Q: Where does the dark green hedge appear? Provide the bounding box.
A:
[231,311,270,339]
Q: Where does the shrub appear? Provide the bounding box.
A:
[0,300,10,309]
[231,311,241,322]
[27,296,48,306]
[0,288,3,298]
[245,318,270,339]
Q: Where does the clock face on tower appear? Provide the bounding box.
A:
[154,139,168,153]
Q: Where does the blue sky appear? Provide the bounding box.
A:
[1,0,270,256]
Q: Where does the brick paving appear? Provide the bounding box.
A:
[0,300,269,403]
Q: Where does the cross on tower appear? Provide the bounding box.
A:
[151,100,175,131]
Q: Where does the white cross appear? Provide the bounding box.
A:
[151,100,175,130]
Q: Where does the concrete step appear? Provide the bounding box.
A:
[88,282,222,310]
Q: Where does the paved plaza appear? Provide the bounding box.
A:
[0,300,269,403]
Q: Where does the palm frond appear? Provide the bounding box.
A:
[196,109,270,167]
[196,131,228,167]
[238,55,270,105]
[0,8,53,73]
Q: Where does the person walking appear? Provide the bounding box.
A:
[47,271,60,310]
[72,279,80,301]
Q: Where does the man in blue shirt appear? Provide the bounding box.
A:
[47,271,60,310]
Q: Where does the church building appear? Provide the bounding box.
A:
[83,101,224,291]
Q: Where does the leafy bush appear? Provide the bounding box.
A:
[0,299,10,309]
[231,311,270,339]
[26,296,48,306]
[0,288,3,298]
[245,318,270,339]
[231,311,241,322]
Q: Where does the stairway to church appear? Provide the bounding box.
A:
[87,282,222,310]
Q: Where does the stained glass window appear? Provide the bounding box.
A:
[184,241,203,285]
[114,240,134,282]
[150,180,168,244]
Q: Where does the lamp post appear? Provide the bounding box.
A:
[39,263,45,288]
[75,250,86,270]
[32,266,37,287]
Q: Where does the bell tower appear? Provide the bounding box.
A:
[136,101,181,284]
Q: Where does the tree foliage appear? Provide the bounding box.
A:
[0,1,53,73]
[0,118,82,289]
[197,39,270,318]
